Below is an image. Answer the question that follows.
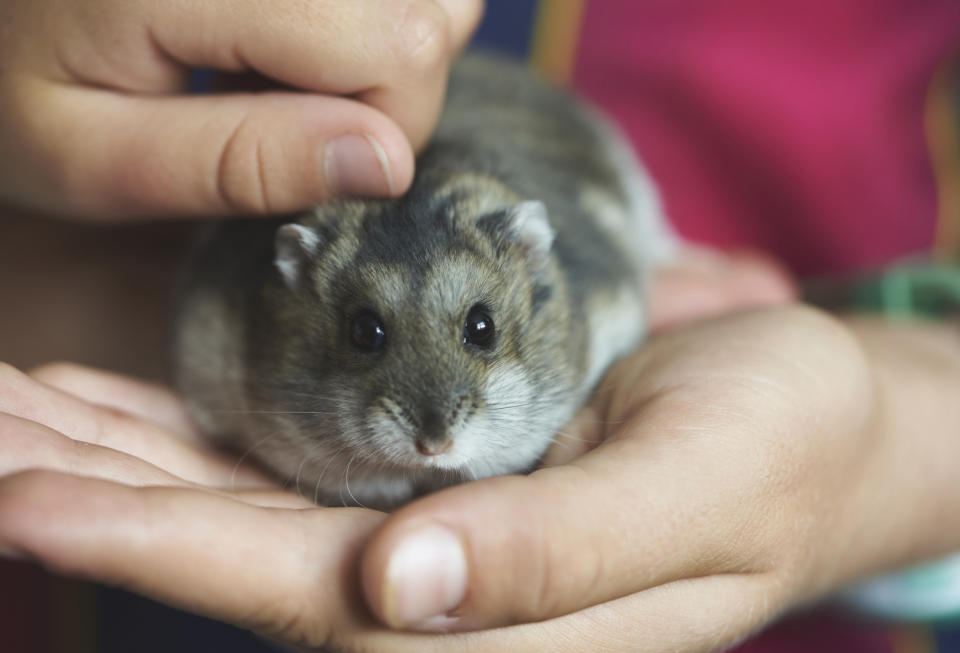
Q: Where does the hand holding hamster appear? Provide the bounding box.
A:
[0,0,480,219]
[8,304,960,653]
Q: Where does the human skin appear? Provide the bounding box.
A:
[2,296,959,652]
[0,0,481,219]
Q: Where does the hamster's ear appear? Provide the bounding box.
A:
[275,223,321,290]
[503,200,555,271]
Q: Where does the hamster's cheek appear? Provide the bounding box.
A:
[365,405,418,461]
[483,362,536,414]
[447,362,550,477]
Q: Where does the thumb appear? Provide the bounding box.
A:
[360,466,642,634]
[13,83,414,219]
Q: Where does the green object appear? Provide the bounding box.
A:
[853,260,960,317]
[842,554,960,623]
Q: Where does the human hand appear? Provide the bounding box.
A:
[0,252,814,653]
[356,305,960,651]
[8,302,960,652]
[0,0,481,219]
[0,361,396,647]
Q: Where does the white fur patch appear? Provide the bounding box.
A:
[584,286,646,389]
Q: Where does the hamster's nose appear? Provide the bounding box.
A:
[415,438,452,456]
[417,408,452,456]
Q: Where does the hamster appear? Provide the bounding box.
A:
[173,54,675,510]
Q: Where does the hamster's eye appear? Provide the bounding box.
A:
[463,304,495,348]
[351,311,386,351]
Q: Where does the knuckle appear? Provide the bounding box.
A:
[83,403,133,449]
[240,513,333,649]
[215,116,271,215]
[772,305,865,372]
[0,363,34,411]
[0,471,31,526]
[0,411,29,449]
[27,361,83,388]
[514,509,572,621]
[508,470,601,622]
[253,604,325,651]
[393,0,451,76]
[0,362,26,388]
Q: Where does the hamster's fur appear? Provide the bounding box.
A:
[174,54,675,510]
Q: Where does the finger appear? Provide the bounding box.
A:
[0,410,271,494]
[0,470,384,648]
[647,248,797,331]
[0,412,187,485]
[347,571,785,653]
[13,82,414,218]
[361,394,785,632]
[433,0,486,55]
[0,363,268,487]
[140,0,479,151]
[29,362,198,441]
[0,409,315,508]
[36,0,478,152]
[0,470,785,653]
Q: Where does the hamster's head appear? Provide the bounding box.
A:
[250,181,583,496]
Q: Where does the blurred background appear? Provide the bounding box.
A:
[2,1,959,651]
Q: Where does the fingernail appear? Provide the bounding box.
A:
[382,524,467,631]
[324,133,395,197]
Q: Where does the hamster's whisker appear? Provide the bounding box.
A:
[237,387,368,409]
[292,456,308,497]
[342,453,371,510]
[484,402,538,412]
[313,440,353,504]
[293,436,328,498]
[207,409,348,416]
[229,429,283,491]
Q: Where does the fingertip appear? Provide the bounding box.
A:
[206,95,415,213]
[0,470,113,571]
[363,520,468,631]
[363,475,543,632]
[324,129,414,200]
[433,0,485,52]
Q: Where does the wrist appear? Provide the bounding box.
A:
[811,317,960,597]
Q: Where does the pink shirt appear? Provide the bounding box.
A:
[573,0,960,276]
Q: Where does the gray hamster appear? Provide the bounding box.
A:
[173,54,675,510]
